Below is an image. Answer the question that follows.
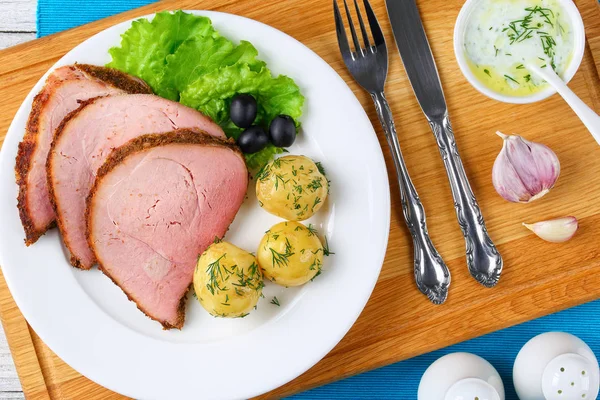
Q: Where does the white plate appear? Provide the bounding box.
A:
[0,11,390,400]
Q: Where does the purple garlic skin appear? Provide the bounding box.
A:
[492,132,560,203]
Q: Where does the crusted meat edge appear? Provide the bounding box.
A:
[16,85,55,245]
[46,96,105,269]
[15,64,152,246]
[85,129,244,330]
[75,64,152,94]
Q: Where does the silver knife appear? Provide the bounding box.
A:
[385,0,503,287]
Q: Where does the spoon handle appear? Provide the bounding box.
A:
[530,64,600,145]
[428,115,503,288]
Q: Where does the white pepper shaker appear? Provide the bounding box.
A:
[513,332,599,400]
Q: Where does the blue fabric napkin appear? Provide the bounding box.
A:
[37,0,155,36]
[36,2,600,399]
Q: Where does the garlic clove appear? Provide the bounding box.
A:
[523,216,578,243]
[492,132,560,203]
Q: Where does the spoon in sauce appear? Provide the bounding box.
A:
[528,63,600,145]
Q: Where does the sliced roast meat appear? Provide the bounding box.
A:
[86,130,248,329]
[15,64,151,245]
[47,94,225,269]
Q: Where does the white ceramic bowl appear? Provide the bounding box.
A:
[453,0,586,104]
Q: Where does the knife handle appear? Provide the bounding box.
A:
[371,92,450,304]
[429,115,503,287]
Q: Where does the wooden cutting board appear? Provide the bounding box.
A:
[1,0,600,398]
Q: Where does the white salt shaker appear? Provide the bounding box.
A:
[418,352,505,400]
[513,332,599,400]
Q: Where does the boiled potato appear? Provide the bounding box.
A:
[256,155,328,221]
[257,221,324,286]
[194,241,263,318]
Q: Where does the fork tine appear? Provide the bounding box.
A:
[333,0,352,58]
[353,0,371,49]
[363,0,385,48]
[342,0,362,55]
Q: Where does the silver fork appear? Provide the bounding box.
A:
[333,0,450,304]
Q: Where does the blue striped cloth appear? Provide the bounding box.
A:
[37,2,600,398]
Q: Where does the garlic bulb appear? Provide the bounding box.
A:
[492,132,560,203]
[523,216,578,243]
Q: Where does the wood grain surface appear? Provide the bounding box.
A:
[1,0,600,398]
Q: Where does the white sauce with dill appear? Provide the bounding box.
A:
[464,0,573,96]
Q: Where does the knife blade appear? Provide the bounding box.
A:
[385,0,503,288]
[385,0,447,121]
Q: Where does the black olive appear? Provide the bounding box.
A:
[269,115,296,147]
[230,94,258,128]
[237,126,269,154]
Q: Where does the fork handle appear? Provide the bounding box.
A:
[428,114,503,287]
[371,92,450,304]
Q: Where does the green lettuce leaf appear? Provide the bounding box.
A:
[180,63,303,169]
[107,11,304,170]
[107,11,215,94]
[180,63,304,129]
[245,144,286,171]
[162,40,265,101]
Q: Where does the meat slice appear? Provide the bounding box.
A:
[15,64,152,245]
[48,94,225,269]
[86,130,248,329]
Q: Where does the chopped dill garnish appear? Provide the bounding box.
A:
[316,161,326,176]
[483,68,491,77]
[323,236,334,256]
[270,241,295,268]
[516,64,525,69]
[230,262,262,292]
[205,254,228,295]
[307,224,318,236]
[307,177,323,192]
[270,296,281,306]
[272,158,284,168]
[274,173,289,190]
[312,197,322,210]
[504,6,559,72]
[311,269,322,281]
[504,74,519,84]
[309,257,322,271]
[256,164,271,181]
[221,294,230,306]
[285,238,293,253]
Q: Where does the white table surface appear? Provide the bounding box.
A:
[0,0,36,398]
